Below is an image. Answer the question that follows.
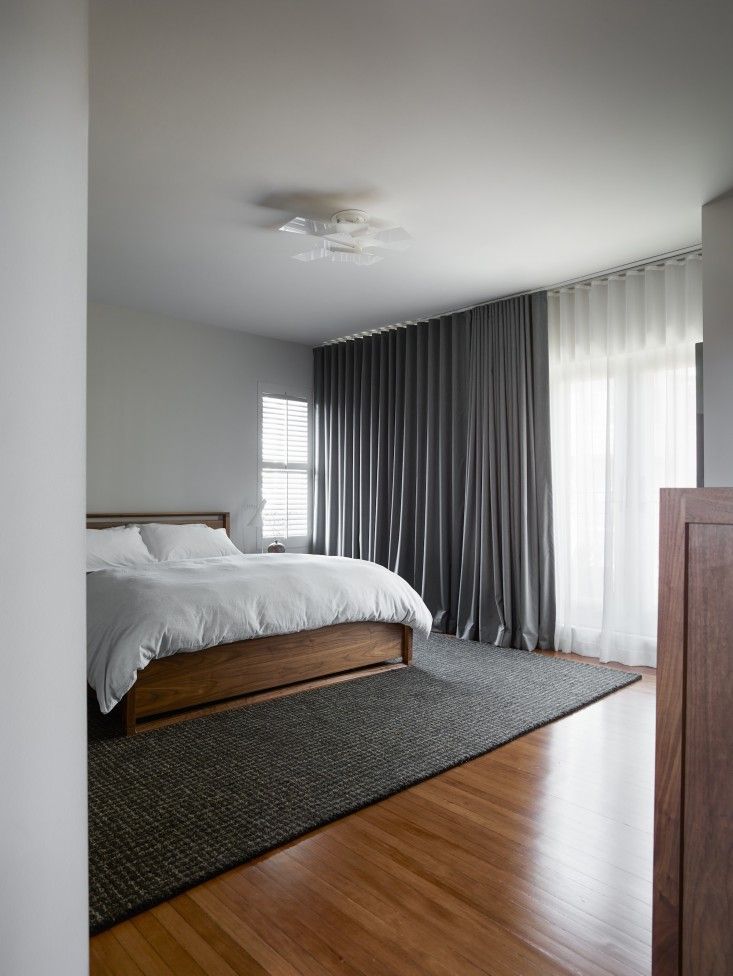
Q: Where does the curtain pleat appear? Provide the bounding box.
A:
[313,294,554,649]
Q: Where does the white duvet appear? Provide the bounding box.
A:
[87,553,432,713]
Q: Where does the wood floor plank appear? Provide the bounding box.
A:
[337,794,652,953]
[285,833,583,976]
[359,793,652,907]
[90,931,147,976]
[112,924,177,976]
[168,893,277,976]
[272,847,495,976]
[209,872,369,976]
[130,912,210,976]
[408,777,653,881]
[454,759,653,832]
[305,818,650,975]
[236,863,407,976]
[244,831,588,976]
[89,941,121,976]
[329,804,652,943]
[151,900,251,976]
[248,858,437,976]
[90,666,654,976]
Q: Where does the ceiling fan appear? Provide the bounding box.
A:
[278,209,412,266]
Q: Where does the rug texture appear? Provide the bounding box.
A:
[88,634,639,932]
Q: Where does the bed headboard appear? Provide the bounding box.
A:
[86,512,231,536]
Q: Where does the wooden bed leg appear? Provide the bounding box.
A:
[402,626,413,665]
[122,686,137,736]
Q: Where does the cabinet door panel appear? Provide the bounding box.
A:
[682,523,733,976]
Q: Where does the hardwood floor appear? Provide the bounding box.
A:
[90,657,655,976]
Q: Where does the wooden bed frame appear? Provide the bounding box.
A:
[87,512,413,735]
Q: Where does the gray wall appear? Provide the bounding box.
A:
[702,190,733,487]
[87,303,313,550]
[0,3,89,974]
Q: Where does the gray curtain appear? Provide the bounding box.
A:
[313,293,554,649]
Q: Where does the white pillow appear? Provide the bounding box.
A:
[139,522,240,562]
[86,525,157,572]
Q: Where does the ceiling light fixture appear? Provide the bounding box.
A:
[279,209,412,266]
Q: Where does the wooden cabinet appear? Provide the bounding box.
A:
[653,489,733,975]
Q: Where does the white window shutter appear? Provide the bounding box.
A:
[260,394,309,541]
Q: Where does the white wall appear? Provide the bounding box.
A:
[87,303,313,550]
[702,190,733,487]
[0,3,89,975]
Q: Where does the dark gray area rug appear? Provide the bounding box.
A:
[88,634,639,932]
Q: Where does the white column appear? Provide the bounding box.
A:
[703,190,733,487]
[0,3,89,975]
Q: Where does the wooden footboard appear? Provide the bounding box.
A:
[121,621,413,735]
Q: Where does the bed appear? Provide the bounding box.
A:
[87,512,431,734]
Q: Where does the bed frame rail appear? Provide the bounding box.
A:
[122,622,412,735]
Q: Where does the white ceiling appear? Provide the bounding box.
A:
[89,0,733,345]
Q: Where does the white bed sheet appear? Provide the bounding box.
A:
[87,552,433,712]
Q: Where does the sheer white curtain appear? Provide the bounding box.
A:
[548,254,702,666]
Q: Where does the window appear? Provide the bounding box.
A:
[259,389,310,546]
